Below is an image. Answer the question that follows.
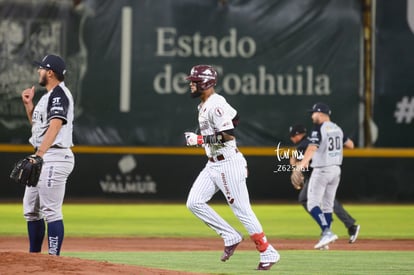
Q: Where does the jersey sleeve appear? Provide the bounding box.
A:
[342,133,351,144]
[47,86,69,125]
[210,103,236,132]
[308,124,322,147]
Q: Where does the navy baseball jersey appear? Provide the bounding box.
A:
[295,136,313,179]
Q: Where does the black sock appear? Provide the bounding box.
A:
[27,219,45,252]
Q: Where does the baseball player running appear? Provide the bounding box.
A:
[289,124,360,247]
[297,103,354,249]
[21,54,75,255]
[184,65,280,270]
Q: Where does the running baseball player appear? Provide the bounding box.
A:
[289,124,360,248]
[20,54,75,255]
[184,65,280,270]
[297,103,354,249]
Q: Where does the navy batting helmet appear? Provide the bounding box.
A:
[186,65,218,90]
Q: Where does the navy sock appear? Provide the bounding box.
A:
[27,219,45,252]
[310,207,329,232]
[324,212,333,228]
[47,220,64,255]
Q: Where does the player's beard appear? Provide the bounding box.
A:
[190,90,202,98]
[39,74,48,87]
[311,113,321,124]
[190,84,203,98]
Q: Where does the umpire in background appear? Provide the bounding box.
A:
[20,54,75,255]
[289,124,360,245]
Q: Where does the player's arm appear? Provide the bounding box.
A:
[185,105,236,146]
[299,144,318,169]
[204,129,235,143]
[35,87,69,157]
[185,130,234,146]
[290,145,302,166]
[35,118,63,157]
[21,86,35,123]
[290,138,310,166]
[207,103,237,143]
[299,126,321,168]
[289,155,297,166]
[343,137,354,149]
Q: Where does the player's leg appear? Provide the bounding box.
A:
[333,199,356,229]
[186,165,242,246]
[298,179,309,212]
[321,166,341,228]
[39,154,74,255]
[312,167,340,249]
[307,168,329,231]
[23,186,45,253]
[333,199,360,243]
[220,155,279,267]
[221,156,262,234]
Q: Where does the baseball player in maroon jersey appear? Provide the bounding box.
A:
[184,65,280,270]
[21,54,75,255]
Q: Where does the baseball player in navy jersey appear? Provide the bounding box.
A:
[297,103,355,249]
[184,65,279,270]
[289,124,360,247]
[20,54,75,255]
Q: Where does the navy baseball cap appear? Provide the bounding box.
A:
[289,124,307,137]
[34,54,66,77]
[308,102,331,115]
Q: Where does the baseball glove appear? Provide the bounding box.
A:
[290,169,304,190]
[10,155,43,187]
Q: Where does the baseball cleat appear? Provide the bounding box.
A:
[257,262,275,270]
[314,229,338,249]
[348,224,361,244]
[256,248,280,270]
[319,245,329,250]
[220,242,241,262]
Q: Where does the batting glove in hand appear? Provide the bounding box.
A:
[184,132,204,146]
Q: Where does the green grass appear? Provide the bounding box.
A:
[65,251,414,275]
[1,203,413,239]
[1,203,414,274]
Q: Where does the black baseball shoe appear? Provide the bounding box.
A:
[348,224,361,243]
[221,242,241,262]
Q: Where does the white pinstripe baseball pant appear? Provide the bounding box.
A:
[186,152,264,246]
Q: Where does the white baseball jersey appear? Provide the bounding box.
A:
[24,81,75,225]
[187,93,279,263]
[198,93,237,157]
[306,121,344,214]
[29,81,74,149]
[307,121,344,167]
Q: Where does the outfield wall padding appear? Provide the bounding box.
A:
[2,150,413,202]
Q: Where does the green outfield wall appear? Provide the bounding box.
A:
[0,0,362,146]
